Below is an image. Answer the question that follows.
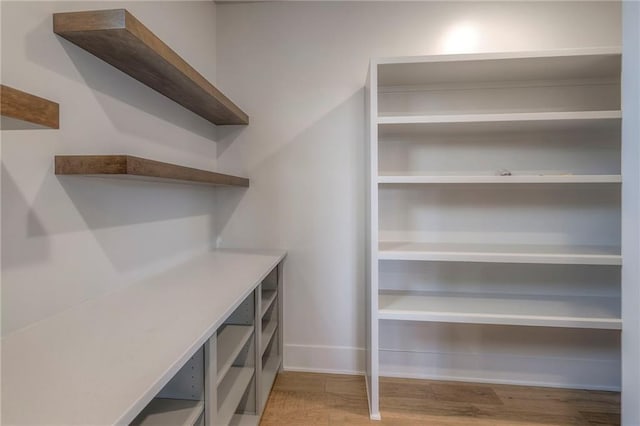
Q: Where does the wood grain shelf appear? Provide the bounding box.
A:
[53,9,248,126]
[1,84,59,129]
[55,155,249,187]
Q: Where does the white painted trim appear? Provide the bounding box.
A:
[283,343,620,391]
[378,371,620,393]
[622,1,640,424]
[379,349,621,391]
[283,344,364,375]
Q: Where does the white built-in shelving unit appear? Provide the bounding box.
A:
[365,48,622,420]
[258,268,282,413]
[2,250,285,426]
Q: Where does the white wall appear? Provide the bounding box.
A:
[1,1,223,335]
[215,1,621,374]
[622,1,640,423]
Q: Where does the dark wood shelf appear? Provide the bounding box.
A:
[1,85,59,129]
[55,155,250,187]
[53,9,248,126]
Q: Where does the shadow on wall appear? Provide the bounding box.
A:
[24,13,218,144]
[216,125,246,158]
[1,164,49,269]
[2,160,246,272]
[216,88,366,344]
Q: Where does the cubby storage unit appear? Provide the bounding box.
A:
[0,84,59,129]
[55,155,250,187]
[131,349,206,426]
[258,267,282,413]
[365,48,623,420]
[53,9,248,126]
[1,250,285,425]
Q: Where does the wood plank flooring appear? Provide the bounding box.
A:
[260,372,620,426]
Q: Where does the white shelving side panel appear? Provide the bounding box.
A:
[217,367,255,426]
[130,399,204,426]
[261,355,282,405]
[378,292,621,329]
[377,48,621,86]
[1,249,286,426]
[261,290,277,318]
[377,110,621,125]
[261,319,278,356]
[378,242,622,265]
[217,325,255,386]
[378,174,622,184]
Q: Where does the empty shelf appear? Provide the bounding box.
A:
[378,292,621,329]
[217,325,254,386]
[53,9,247,125]
[261,290,277,318]
[261,319,278,356]
[1,84,59,129]
[217,367,254,426]
[377,110,621,127]
[378,174,622,184]
[130,399,203,426]
[261,354,281,408]
[378,242,622,265]
[55,155,249,187]
[377,48,621,87]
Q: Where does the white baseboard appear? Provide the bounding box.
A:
[380,349,620,391]
[283,344,620,391]
[284,344,364,375]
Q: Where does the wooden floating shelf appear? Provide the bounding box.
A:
[1,84,59,129]
[53,9,248,126]
[55,155,249,187]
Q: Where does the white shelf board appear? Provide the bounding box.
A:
[261,354,281,406]
[261,290,277,317]
[217,325,255,386]
[378,112,621,136]
[377,110,621,126]
[261,319,278,356]
[130,398,204,426]
[376,48,621,87]
[217,367,255,426]
[1,249,286,426]
[378,174,621,184]
[378,242,621,265]
[378,292,621,329]
[230,414,260,426]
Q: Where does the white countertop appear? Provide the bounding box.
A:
[1,249,286,425]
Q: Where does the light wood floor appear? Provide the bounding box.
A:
[260,372,620,425]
